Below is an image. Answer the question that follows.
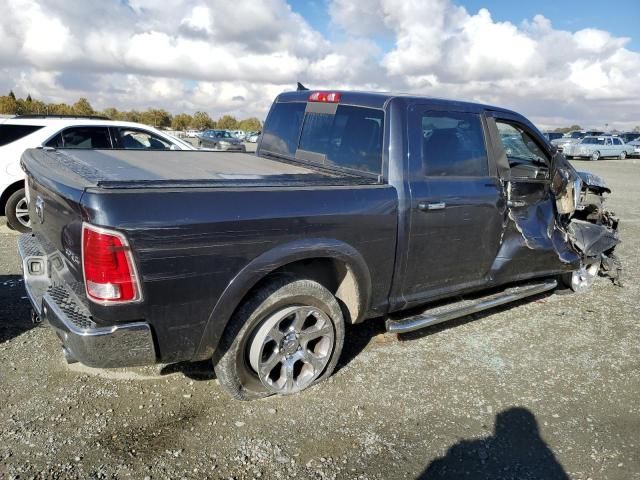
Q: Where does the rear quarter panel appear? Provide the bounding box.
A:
[81,184,398,362]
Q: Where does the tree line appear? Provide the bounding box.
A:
[0,91,262,132]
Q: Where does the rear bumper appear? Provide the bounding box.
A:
[18,233,156,368]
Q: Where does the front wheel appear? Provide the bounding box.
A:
[561,261,600,293]
[591,151,600,161]
[5,188,31,233]
[214,278,345,400]
[619,151,627,160]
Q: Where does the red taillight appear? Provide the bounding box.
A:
[82,224,140,303]
[308,91,341,103]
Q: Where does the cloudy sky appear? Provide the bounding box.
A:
[1,0,639,129]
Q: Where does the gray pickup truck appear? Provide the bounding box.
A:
[18,89,620,400]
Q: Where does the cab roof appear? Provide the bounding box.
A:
[275,89,519,116]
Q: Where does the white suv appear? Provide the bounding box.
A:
[0,115,195,232]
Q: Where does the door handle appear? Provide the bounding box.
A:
[418,201,446,211]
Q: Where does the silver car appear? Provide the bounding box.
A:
[197,129,246,152]
[563,136,634,160]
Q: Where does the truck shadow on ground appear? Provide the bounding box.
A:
[336,290,558,371]
[419,407,569,479]
[161,290,559,382]
[0,275,35,344]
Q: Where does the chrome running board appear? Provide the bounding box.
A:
[386,279,558,334]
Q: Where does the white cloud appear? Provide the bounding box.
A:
[0,0,638,129]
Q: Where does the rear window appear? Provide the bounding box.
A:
[261,101,384,175]
[0,124,44,147]
[261,102,306,157]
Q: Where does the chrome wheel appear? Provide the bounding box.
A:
[15,197,31,229]
[570,262,599,293]
[591,151,600,161]
[619,151,627,160]
[248,306,335,395]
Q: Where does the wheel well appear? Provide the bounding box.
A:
[258,258,364,324]
[0,181,25,215]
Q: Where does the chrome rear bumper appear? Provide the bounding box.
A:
[18,233,156,368]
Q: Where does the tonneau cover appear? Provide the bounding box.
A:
[21,148,373,190]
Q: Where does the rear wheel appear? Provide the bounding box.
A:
[214,278,345,400]
[5,188,31,233]
[591,151,600,161]
[561,261,600,293]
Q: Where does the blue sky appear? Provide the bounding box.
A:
[290,0,639,50]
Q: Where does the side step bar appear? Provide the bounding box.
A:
[386,279,558,334]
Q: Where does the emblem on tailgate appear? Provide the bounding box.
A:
[35,196,44,224]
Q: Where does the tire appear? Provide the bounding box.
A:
[619,151,627,160]
[591,151,600,161]
[5,188,31,233]
[560,260,600,293]
[214,277,345,400]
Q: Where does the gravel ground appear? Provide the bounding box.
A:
[0,159,638,480]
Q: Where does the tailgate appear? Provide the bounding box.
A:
[22,149,87,280]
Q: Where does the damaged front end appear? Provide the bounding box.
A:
[551,153,622,285]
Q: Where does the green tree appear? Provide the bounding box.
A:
[101,107,122,120]
[48,103,74,115]
[191,111,215,130]
[172,113,193,131]
[238,117,262,132]
[73,98,95,116]
[0,95,19,114]
[216,114,238,130]
[8,90,16,100]
[140,108,171,128]
[26,93,33,103]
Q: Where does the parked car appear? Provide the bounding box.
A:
[0,115,194,232]
[551,130,606,151]
[563,135,634,160]
[627,139,640,157]
[19,90,620,400]
[197,129,246,151]
[229,130,246,139]
[543,132,564,141]
[246,131,261,143]
[185,129,201,138]
[619,132,640,143]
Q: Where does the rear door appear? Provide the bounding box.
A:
[401,105,505,305]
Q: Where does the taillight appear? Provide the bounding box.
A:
[308,91,341,103]
[82,223,141,303]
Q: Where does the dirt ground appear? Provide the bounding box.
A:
[0,159,638,480]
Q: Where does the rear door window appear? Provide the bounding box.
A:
[420,112,488,176]
[298,105,384,174]
[0,125,44,146]
[46,126,112,148]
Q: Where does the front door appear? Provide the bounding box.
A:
[401,106,506,305]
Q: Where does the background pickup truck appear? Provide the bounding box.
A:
[19,90,620,400]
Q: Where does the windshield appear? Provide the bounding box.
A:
[580,137,604,145]
[216,131,233,138]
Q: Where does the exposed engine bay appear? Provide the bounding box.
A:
[551,153,622,286]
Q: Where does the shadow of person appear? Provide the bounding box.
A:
[420,407,569,480]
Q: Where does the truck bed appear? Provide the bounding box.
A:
[22,149,377,190]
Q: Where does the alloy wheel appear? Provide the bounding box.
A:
[248,306,335,394]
